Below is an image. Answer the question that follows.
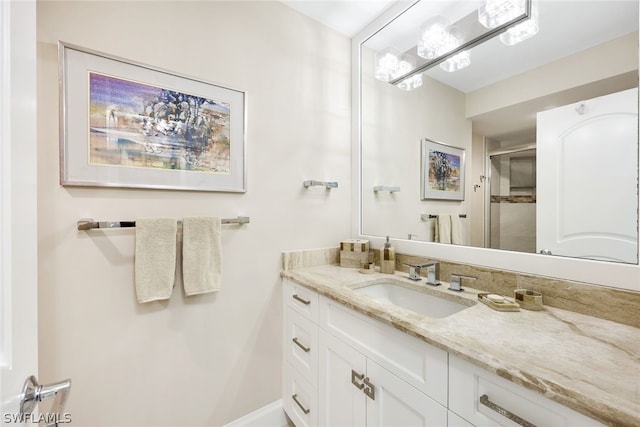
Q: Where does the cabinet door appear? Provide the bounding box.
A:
[366,360,448,427]
[318,330,367,427]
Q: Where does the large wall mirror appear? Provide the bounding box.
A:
[352,0,640,291]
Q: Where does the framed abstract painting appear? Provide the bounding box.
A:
[421,138,465,201]
[58,41,246,192]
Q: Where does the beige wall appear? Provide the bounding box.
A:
[37,2,351,426]
[466,32,639,118]
[361,48,473,242]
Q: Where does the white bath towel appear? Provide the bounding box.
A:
[182,217,222,296]
[437,215,452,244]
[135,218,178,303]
[450,214,464,245]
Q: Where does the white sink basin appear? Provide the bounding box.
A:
[354,282,472,318]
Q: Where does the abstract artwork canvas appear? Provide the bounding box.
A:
[59,42,246,192]
[421,139,465,200]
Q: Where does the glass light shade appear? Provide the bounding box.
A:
[395,54,423,91]
[440,51,471,72]
[478,0,526,29]
[374,47,400,82]
[499,1,539,45]
[417,15,451,59]
[397,74,423,91]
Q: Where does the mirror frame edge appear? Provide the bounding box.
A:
[351,0,640,292]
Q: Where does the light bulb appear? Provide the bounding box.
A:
[499,0,539,45]
[440,51,471,72]
[478,0,526,29]
[395,54,423,91]
[417,16,451,60]
[374,47,400,82]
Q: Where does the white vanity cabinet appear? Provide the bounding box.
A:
[448,355,605,427]
[283,278,607,427]
[318,322,448,427]
[283,279,448,426]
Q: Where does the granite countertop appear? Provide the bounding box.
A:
[281,264,640,427]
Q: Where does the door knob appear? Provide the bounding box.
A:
[19,375,71,427]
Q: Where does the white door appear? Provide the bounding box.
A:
[537,88,638,263]
[365,360,447,427]
[0,2,69,426]
[318,330,367,427]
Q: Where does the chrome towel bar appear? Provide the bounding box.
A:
[303,180,338,189]
[77,216,250,230]
[373,185,400,193]
[420,214,467,221]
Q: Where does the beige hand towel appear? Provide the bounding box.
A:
[450,214,464,245]
[182,217,222,296]
[437,215,451,244]
[135,218,177,303]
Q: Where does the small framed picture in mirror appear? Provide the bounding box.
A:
[421,139,465,201]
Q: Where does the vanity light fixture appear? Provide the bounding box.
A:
[440,51,471,72]
[478,0,527,29]
[374,47,401,82]
[438,26,471,72]
[417,19,471,73]
[417,15,451,60]
[383,0,532,87]
[396,54,423,90]
[375,49,422,90]
[499,0,539,45]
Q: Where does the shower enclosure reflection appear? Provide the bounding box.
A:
[488,146,536,254]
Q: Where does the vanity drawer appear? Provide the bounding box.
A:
[318,295,448,406]
[449,355,605,427]
[284,362,318,427]
[285,279,319,322]
[285,308,318,385]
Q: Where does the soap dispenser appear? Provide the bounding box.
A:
[380,236,396,274]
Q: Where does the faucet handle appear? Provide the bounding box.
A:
[449,274,475,292]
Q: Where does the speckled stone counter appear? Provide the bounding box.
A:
[281,263,640,427]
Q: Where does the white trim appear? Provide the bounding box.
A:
[222,400,288,427]
[0,0,12,369]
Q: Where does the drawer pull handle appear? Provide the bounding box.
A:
[293,294,311,305]
[292,394,310,415]
[351,370,365,390]
[292,337,311,352]
[480,394,537,427]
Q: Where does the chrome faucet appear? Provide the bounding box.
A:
[449,274,476,292]
[422,261,440,286]
[404,261,440,285]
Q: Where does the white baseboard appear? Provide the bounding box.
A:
[223,399,288,427]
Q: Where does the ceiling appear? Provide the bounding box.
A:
[280,0,398,37]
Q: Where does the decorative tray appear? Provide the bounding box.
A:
[478,293,520,312]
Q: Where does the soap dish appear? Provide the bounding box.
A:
[478,293,520,312]
[514,289,544,311]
